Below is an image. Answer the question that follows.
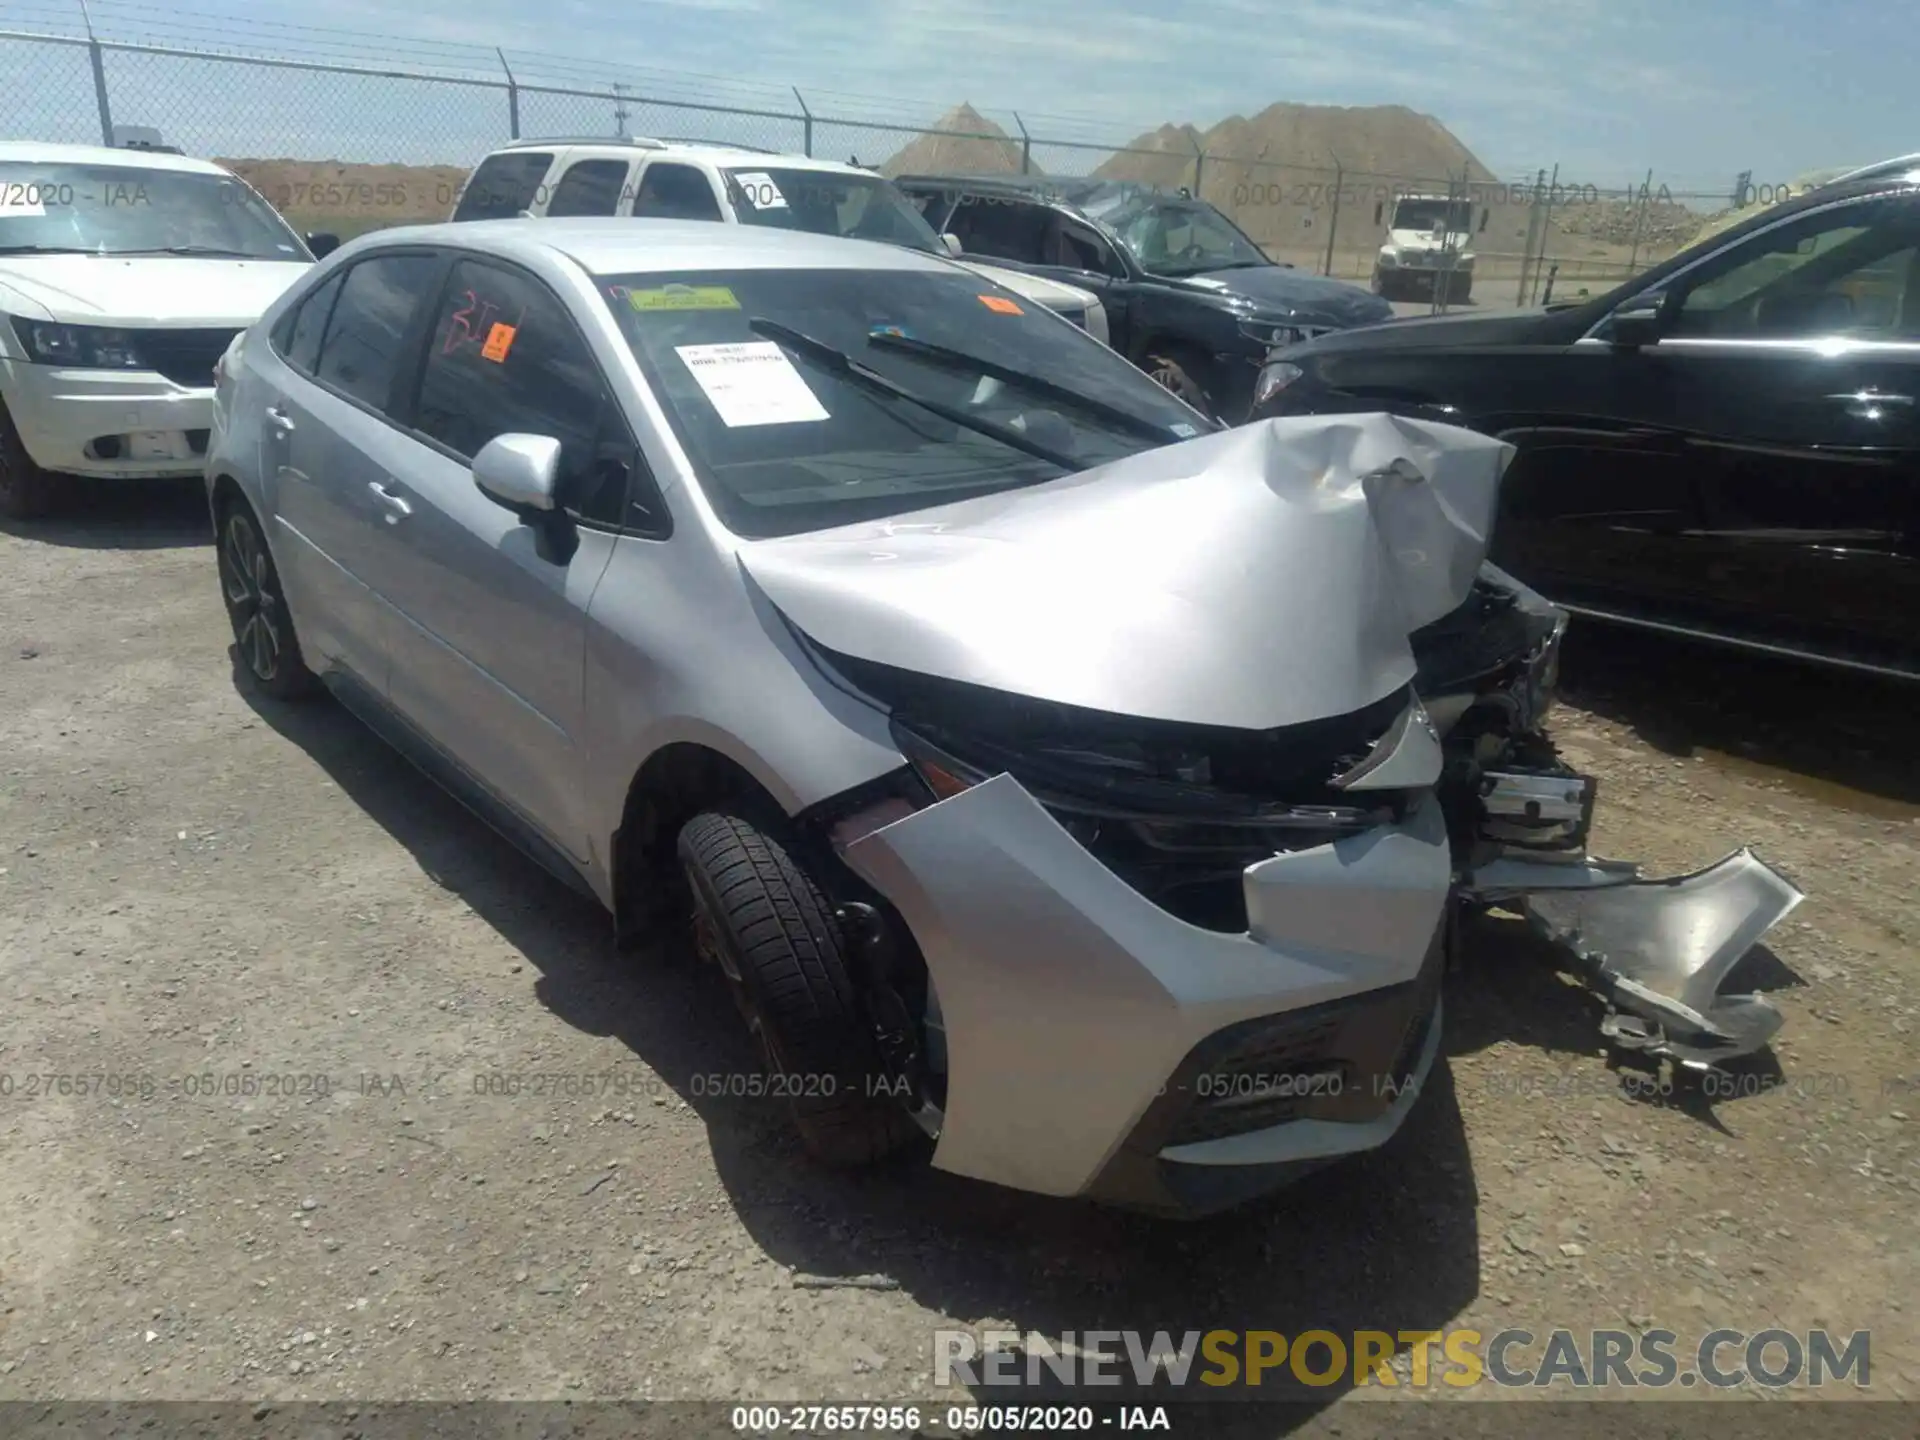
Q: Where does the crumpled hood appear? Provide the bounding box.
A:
[740,412,1514,731]
[0,255,310,327]
[1174,265,1395,327]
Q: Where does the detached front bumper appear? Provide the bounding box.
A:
[2,358,214,478]
[841,775,1451,1215]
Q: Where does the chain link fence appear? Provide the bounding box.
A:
[0,22,1764,302]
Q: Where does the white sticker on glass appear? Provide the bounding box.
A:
[674,342,829,427]
[731,171,788,209]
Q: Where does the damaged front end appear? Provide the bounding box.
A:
[1413,563,1803,1068]
[745,413,1800,1209]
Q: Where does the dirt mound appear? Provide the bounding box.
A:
[1098,103,1493,188]
[221,157,468,235]
[880,105,1031,178]
[1554,195,1701,251]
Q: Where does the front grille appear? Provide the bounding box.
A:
[135,328,242,389]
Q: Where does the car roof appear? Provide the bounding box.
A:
[492,137,880,179]
[0,140,229,176]
[352,217,956,276]
[895,172,1069,198]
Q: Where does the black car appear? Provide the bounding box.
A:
[896,173,1394,422]
[1250,167,1920,679]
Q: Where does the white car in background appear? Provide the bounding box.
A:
[0,140,325,518]
[449,138,1111,345]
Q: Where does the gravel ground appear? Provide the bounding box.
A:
[2,479,1916,1435]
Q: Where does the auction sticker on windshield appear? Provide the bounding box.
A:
[978,294,1024,315]
[675,342,830,427]
[626,285,742,312]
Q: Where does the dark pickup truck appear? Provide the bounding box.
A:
[896,174,1394,422]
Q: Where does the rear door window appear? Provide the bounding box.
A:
[312,253,440,410]
[274,270,344,374]
[452,152,554,221]
[630,163,723,221]
[547,159,632,217]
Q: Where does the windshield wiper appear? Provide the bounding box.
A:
[746,317,1082,472]
[866,331,1205,440]
[0,244,99,256]
[110,245,263,258]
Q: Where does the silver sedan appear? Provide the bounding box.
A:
[206,218,1801,1215]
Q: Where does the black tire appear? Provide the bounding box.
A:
[677,810,920,1167]
[215,496,319,700]
[1143,349,1216,421]
[0,399,58,521]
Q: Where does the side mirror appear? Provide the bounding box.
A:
[941,232,963,258]
[1607,291,1669,348]
[474,433,563,515]
[305,231,340,259]
[1373,201,1384,226]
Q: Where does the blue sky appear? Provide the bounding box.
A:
[0,0,1905,191]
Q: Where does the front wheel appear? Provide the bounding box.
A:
[678,811,921,1167]
[0,400,58,520]
[216,498,319,699]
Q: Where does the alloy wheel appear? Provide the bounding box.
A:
[221,512,283,682]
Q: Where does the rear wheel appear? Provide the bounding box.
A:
[216,497,319,700]
[0,400,58,520]
[678,810,920,1167]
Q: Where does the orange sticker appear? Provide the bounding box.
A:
[978,294,1023,315]
[481,322,517,362]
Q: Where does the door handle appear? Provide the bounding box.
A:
[367,481,413,522]
[265,405,295,435]
[1828,390,1914,419]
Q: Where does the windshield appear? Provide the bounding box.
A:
[1391,199,1473,234]
[721,168,943,254]
[0,162,306,259]
[602,267,1208,538]
[1102,197,1269,277]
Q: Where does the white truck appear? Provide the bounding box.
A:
[1371,193,1486,303]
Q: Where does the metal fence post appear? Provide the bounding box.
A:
[497,48,519,139]
[1515,167,1546,307]
[1322,159,1342,276]
[79,0,114,145]
[792,88,812,157]
[1625,165,1653,276]
[1013,113,1031,174]
[1532,162,1560,306]
[1190,137,1204,197]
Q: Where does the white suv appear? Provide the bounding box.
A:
[0,140,322,518]
[450,138,1110,344]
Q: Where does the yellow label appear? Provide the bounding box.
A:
[627,285,742,312]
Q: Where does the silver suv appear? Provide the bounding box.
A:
[206,218,1801,1215]
[452,138,1111,344]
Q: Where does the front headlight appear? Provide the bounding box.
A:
[1377,247,1401,265]
[1253,360,1304,408]
[1237,319,1309,347]
[9,318,147,369]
